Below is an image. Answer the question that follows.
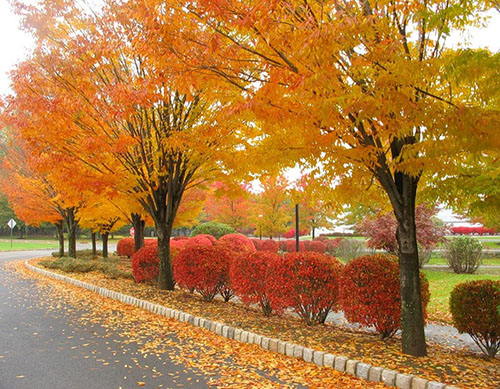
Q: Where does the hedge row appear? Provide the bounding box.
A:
[127,236,499,357]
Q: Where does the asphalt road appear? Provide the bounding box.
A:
[0,250,210,389]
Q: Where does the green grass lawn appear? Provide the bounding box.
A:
[0,240,59,251]
[427,256,500,266]
[424,269,500,322]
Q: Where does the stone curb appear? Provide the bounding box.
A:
[25,260,454,389]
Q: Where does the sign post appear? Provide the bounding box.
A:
[7,218,16,248]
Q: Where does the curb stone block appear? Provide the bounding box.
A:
[269,339,278,352]
[215,323,223,335]
[427,383,446,389]
[303,348,314,362]
[234,328,242,342]
[247,332,255,344]
[334,356,347,372]
[261,337,270,350]
[293,345,304,359]
[368,366,383,382]
[285,343,294,357]
[227,327,234,339]
[346,360,359,376]
[396,373,414,389]
[356,363,371,380]
[412,377,428,389]
[210,321,217,332]
[240,331,249,343]
[277,341,286,355]
[313,351,325,367]
[382,369,397,386]
[254,334,262,346]
[323,353,335,368]
[222,326,229,338]
[193,317,200,326]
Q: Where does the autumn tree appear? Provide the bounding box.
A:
[8,0,243,289]
[356,204,447,257]
[203,182,252,231]
[158,0,500,356]
[251,175,291,239]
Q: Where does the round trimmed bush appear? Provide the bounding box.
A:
[218,233,256,257]
[445,236,482,274]
[314,236,330,242]
[340,254,430,339]
[450,280,500,357]
[259,239,279,253]
[308,240,326,253]
[303,240,312,250]
[266,252,343,325]
[173,245,233,301]
[191,222,236,239]
[326,238,343,254]
[117,238,135,258]
[251,238,262,251]
[188,235,214,247]
[132,245,159,283]
[144,238,158,247]
[230,251,279,316]
[285,240,306,253]
[278,240,288,252]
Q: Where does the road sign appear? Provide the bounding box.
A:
[7,218,16,229]
[130,227,135,237]
[7,218,16,248]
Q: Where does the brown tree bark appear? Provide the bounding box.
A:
[64,207,77,258]
[131,213,145,252]
[91,232,97,257]
[56,221,65,257]
[101,232,109,258]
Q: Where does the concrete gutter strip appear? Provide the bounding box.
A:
[25,260,456,389]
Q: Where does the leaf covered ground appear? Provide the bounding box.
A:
[11,260,384,388]
[30,257,500,388]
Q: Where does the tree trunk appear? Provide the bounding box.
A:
[157,224,175,290]
[312,227,315,239]
[394,187,427,357]
[131,213,145,252]
[64,208,77,258]
[295,204,300,251]
[91,232,97,257]
[56,221,65,257]
[102,232,109,258]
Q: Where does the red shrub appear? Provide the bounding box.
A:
[286,240,306,253]
[172,236,189,241]
[218,233,256,256]
[266,252,343,325]
[278,240,288,252]
[131,245,159,283]
[308,240,326,253]
[259,239,279,253]
[230,251,278,316]
[173,245,233,301]
[303,240,312,250]
[326,238,343,254]
[314,236,329,242]
[450,280,500,357]
[283,228,309,238]
[117,238,135,258]
[144,238,158,247]
[192,234,217,244]
[340,254,430,339]
[251,238,262,251]
[187,235,214,247]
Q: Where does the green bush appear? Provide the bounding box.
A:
[332,239,363,261]
[450,280,500,357]
[191,222,236,240]
[40,257,133,280]
[445,236,482,274]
